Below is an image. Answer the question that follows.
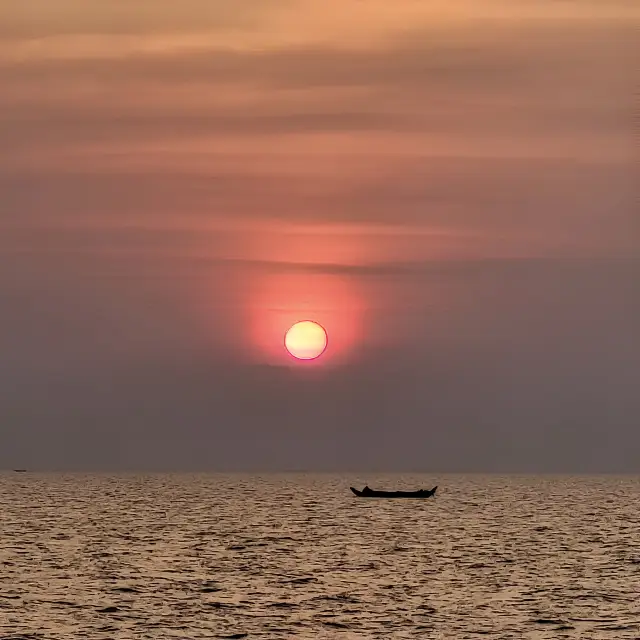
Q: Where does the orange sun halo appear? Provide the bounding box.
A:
[284,321,328,361]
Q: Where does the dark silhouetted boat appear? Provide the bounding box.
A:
[350,485,437,499]
[13,469,27,473]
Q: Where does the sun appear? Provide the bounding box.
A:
[284,321,328,361]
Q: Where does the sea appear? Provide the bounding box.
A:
[1,473,639,639]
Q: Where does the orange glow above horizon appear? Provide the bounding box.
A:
[284,320,328,360]
[245,269,363,367]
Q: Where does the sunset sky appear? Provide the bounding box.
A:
[1,0,638,471]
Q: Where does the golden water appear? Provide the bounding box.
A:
[1,473,639,638]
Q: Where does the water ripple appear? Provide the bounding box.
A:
[1,473,639,638]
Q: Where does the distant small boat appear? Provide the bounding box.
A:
[13,469,27,473]
[350,485,437,499]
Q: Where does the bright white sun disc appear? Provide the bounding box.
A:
[284,321,328,360]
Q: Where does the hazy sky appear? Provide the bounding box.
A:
[1,0,638,472]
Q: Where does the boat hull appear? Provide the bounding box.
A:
[350,486,437,499]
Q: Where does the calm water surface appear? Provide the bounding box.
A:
[1,473,639,639]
